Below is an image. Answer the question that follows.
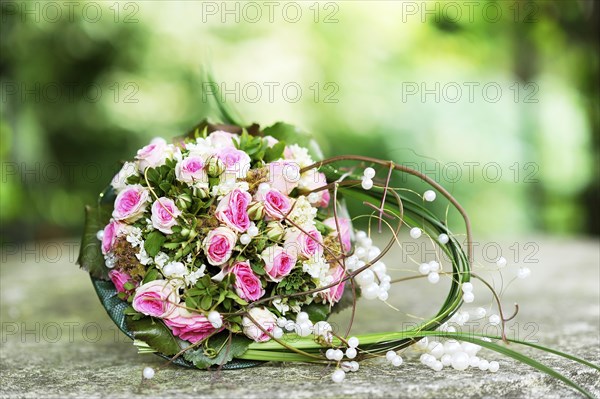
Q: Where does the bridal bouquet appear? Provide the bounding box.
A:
[78,115,597,396]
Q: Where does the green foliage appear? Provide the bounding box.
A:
[144,230,167,257]
[125,316,183,356]
[275,268,316,297]
[77,204,112,279]
[183,332,251,369]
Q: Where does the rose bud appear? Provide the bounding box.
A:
[207,156,225,177]
[265,221,285,241]
[247,201,266,221]
[176,193,192,210]
[192,186,210,199]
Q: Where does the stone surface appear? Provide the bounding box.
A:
[1,237,599,398]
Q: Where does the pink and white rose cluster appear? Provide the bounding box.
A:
[97,129,353,346]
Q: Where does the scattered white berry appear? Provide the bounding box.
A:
[386,351,397,361]
[410,227,422,239]
[345,347,357,359]
[348,337,359,348]
[489,314,501,325]
[517,267,531,279]
[469,356,480,368]
[489,361,500,372]
[461,282,473,292]
[496,256,507,267]
[96,230,104,241]
[378,291,389,301]
[443,340,461,355]
[355,269,375,286]
[296,312,309,323]
[432,360,443,371]
[451,352,470,371]
[473,307,486,319]
[240,234,251,245]
[428,260,440,272]
[326,349,335,360]
[142,367,155,379]
[207,311,222,328]
[441,354,452,366]
[428,272,440,284]
[276,317,287,328]
[295,322,313,337]
[429,342,444,359]
[416,337,429,349]
[361,283,380,300]
[273,327,284,339]
[333,349,344,362]
[463,291,475,303]
[423,190,437,202]
[331,369,346,383]
[350,361,360,372]
[354,246,366,258]
[361,177,373,190]
[363,167,376,179]
[247,225,259,237]
[478,359,489,371]
[438,233,449,244]
[392,355,403,367]
[419,263,431,275]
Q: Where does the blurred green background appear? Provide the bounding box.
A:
[0,0,598,243]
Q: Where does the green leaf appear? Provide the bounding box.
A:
[77,204,112,279]
[302,302,329,322]
[200,295,212,310]
[146,167,160,184]
[264,141,286,163]
[183,332,251,369]
[125,316,183,356]
[145,230,167,257]
[142,267,160,284]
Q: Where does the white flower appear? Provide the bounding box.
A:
[211,180,249,198]
[273,298,290,315]
[136,245,153,266]
[162,261,186,278]
[186,137,214,156]
[287,196,317,228]
[125,227,143,248]
[111,162,138,193]
[286,144,314,168]
[154,252,170,268]
[302,256,330,280]
[184,265,206,287]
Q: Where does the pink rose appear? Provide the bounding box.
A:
[108,269,136,294]
[215,188,251,232]
[299,169,330,208]
[284,227,323,260]
[260,245,297,282]
[202,226,237,266]
[242,307,277,342]
[208,130,237,148]
[258,189,292,220]
[136,138,171,171]
[320,264,346,304]
[151,197,182,234]
[230,261,264,302]
[164,308,221,344]
[267,161,300,195]
[132,280,179,318]
[175,155,208,186]
[323,217,353,253]
[216,146,251,179]
[112,184,150,222]
[101,219,125,254]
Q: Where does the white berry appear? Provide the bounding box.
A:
[142,367,155,379]
[410,227,422,239]
[423,190,436,202]
[331,369,346,383]
[438,233,449,244]
[363,167,376,179]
